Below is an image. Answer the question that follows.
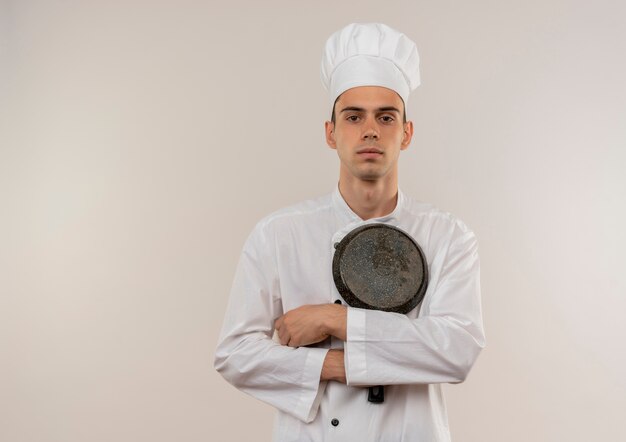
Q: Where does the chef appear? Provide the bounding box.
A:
[214,22,486,442]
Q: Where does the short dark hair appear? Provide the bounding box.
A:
[330,96,407,124]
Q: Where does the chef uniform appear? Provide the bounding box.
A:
[214,23,486,442]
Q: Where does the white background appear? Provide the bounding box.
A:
[1,1,625,441]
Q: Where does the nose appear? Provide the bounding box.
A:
[362,117,379,140]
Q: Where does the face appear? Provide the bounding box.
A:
[325,86,413,183]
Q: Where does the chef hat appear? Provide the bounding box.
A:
[320,23,420,109]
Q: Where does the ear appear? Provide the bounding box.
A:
[325,121,337,150]
[400,121,414,151]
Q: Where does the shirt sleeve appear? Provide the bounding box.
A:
[344,227,486,386]
[213,223,329,423]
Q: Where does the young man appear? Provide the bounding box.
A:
[215,23,486,441]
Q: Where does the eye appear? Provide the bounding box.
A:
[380,115,395,123]
[346,115,360,122]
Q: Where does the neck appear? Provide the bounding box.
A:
[338,172,399,221]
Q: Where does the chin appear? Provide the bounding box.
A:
[343,163,389,181]
[355,171,385,181]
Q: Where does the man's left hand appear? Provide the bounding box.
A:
[274,304,347,347]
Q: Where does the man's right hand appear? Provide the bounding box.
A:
[320,349,346,383]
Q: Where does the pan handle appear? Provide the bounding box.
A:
[368,385,384,403]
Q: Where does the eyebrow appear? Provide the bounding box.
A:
[339,106,401,114]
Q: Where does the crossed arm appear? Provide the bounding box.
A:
[274,304,348,383]
[216,226,485,422]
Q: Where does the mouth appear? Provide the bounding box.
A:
[357,147,383,155]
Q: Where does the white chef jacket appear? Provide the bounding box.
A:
[214,186,486,442]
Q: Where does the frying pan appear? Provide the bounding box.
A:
[332,223,428,402]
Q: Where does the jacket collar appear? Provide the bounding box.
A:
[331,183,404,225]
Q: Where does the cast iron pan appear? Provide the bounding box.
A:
[332,223,429,403]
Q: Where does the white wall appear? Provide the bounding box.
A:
[1,1,624,441]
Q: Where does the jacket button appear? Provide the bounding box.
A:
[331,418,339,427]
[334,300,342,305]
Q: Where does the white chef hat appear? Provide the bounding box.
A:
[320,23,420,109]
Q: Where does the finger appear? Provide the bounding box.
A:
[287,333,300,348]
[280,330,290,346]
[276,327,285,343]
